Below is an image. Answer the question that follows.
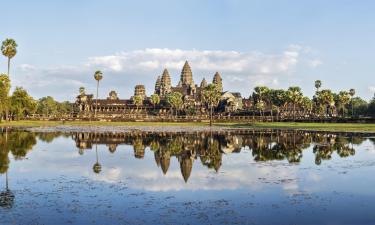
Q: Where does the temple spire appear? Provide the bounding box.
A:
[160,69,172,95]
[212,72,223,92]
[179,61,194,87]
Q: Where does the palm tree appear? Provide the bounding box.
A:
[202,84,221,126]
[336,91,351,117]
[315,80,322,93]
[150,94,160,110]
[166,92,183,117]
[133,95,143,111]
[93,144,102,174]
[349,88,356,117]
[1,39,17,77]
[93,70,103,117]
[286,87,303,120]
[253,86,270,118]
[317,89,335,116]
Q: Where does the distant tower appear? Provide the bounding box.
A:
[107,90,119,100]
[200,78,208,89]
[160,69,172,96]
[134,85,147,100]
[178,61,195,87]
[212,72,223,92]
[154,76,161,94]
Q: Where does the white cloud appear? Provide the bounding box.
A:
[87,47,301,75]
[13,45,317,101]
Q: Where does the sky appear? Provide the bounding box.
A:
[1,0,375,101]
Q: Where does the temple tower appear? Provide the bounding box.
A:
[160,69,172,96]
[212,72,223,92]
[200,78,208,89]
[154,76,161,94]
[134,85,147,100]
[178,61,194,87]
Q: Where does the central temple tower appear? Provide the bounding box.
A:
[177,61,195,87]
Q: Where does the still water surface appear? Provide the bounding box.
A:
[1,130,375,225]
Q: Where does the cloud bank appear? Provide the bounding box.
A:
[15,45,320,101]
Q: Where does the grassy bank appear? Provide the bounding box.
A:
[219,122,375,133]
[1,120,375,133]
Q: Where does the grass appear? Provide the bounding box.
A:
[1,120,375,133]
[219,122,375,133]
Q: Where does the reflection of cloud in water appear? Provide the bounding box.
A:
[88,159,300,193]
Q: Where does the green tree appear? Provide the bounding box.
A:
[269,89,287,120]
[301,96,313,116]
[336,91,351,117]
[316,89,335,116]
[133,95,143,111]
[93,144,102,174]
[166,92,183,117]
[368,94,375,117]
[94,70,103,117]
[10,87,36,120]
[286,86,303,119]
[37,96,58,117]
[253,86,270,117]
[1,39,17,77]
[202,84,221,126]
[349,88,356,117]
[150,94,160,109]
[315,80,322,92]
[0,74,11,121]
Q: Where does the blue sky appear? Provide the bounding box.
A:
[1,0,375,101]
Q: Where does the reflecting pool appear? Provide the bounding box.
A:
[1,130,375,224]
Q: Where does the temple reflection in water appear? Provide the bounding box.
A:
[71,130,370,182]
[0,129,373,186]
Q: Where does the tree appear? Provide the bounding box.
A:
[0,74,11,121]
[150,94,160,109]
[37,96,58,117]
[133,95,143,111]
[336,91,351,117]
[202,84,221,126]
[166,92,183,117]
[269,89,287,120]
[10,87,36,120]
[253,86,270,117]
[349,88,356,117]
[316,89,335,116]
[1,39,17,77]
[94,70,103,117]
[368,94,375,117]
[93,144,101,174]
[301,96,313,117]
[315,80,322,93]
[286,86,303,120]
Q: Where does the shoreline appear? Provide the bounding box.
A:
[1,121,375,134]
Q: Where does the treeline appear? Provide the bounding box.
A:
[1,85,72,120]
[0,38,73,121]
[249,80,375,118]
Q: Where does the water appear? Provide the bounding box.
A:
[1,130,375,225]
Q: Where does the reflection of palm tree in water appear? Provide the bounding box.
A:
[93,144,102,174]
[0,171,15,209]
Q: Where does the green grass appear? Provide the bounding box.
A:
[1,120,375,133]
[0,120,208,127]
[219,122,375,133]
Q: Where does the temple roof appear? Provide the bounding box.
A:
[200,78,208,88]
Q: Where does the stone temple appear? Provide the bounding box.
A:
[75,60,244,117]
